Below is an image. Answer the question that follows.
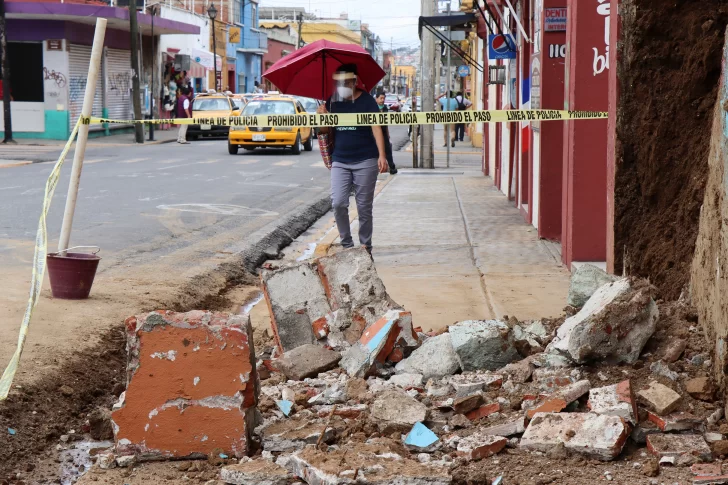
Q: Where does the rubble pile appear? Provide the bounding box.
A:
[98,250,728,484]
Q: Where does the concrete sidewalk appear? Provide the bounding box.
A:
[311,148,570,332]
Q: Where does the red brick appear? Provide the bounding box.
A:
[692,463,722,476]
[453,394,484,415]
[646,434,712,461]
[112,311,258,459]
[526,398,568,419]
[693,476,728,485]
[465,403,500,421]
[311,317,330,340]
[456,433,507,461]
[647,411,702,432]
[686,377,715,402]
[387,347,404,363]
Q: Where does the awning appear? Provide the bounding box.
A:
[418,13,477,37]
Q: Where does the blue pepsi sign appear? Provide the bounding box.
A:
[488,34,517,60]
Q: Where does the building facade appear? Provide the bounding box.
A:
[0,1,198,140]
[260,24,297,91]
[229,0,267,93]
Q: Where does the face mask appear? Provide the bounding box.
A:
[337,86,353,99]
[377,104,384,109]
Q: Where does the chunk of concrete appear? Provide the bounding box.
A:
[288,442,452,485]
[370,391,428,432]
[520,412,629,461]
[260,415,345,452]
[587,380,638,425]
[637,382,682,416]
[448,373,503,398]
[547,278,658,364]
[449,320,520,371]
[646,434,712,461]
[395,333,460,381]
[646,411,703,432]
[456,432,507,461]
[480,417,527,437]
[340,310,419,378]
[389,373,425,389]
[567,264,618,308]
[686,377,715,401]
[113,311,258,459]
[262,262,331,353]
[275,344,341,381]
[220,460,291,485]
[317,247,400,327]
[525,379,591,419]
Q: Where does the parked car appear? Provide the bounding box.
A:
[295,96,323,137]
[228,96,313,155]
[384,94,401,112]
[186,93,241,140]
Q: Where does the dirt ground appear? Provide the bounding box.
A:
[613,0,728,300]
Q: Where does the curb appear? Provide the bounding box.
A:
[172,194,332,310]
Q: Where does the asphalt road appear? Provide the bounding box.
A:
[0,127,409,266]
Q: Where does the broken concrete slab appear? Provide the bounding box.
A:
[567,263,619,308]
[275,344,341,381]
[587,380,638,425]
[395,333,459,381]
[448,373,503,398]
[317,247,400,327]
[547,278,658,364]
[637,382,682,416]
[686,377,715,401]
[456,432,507,461]
[220,460,291,485]
[646,434,713,461]
[479,417,527,437]
[288,442,452,485]
[389,373,425,389]
[501,359,534,384]
[647,411,703,432]
[259,415,345,452]
[262,262,331,353]
[370,391,428,432]
[113,311,258,459]
[341,310,419,378]
[520,412,629,461]
[449,320,520,371]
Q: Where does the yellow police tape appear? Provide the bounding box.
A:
[0,108,606,400]
[0,118,81,401]
[86,109,607,129]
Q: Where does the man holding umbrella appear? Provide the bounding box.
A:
[317,64,388,254]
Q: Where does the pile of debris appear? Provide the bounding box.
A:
[98,253,728,485]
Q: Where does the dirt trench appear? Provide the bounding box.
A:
[613,0,728,300]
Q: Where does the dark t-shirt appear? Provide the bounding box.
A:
[328,92,380,164]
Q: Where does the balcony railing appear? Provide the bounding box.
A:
[242,29,268,51]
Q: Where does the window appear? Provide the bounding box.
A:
[251,4,257,28]
[233,0,241,24]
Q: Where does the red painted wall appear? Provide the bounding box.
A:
[606,0,621,273]
[537,0,567,240]
[561,0,610,266]
[263,38,295,87]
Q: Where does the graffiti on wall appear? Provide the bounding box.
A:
[69,77,87,103]
[43,67,67,88]
[108,72,131,98]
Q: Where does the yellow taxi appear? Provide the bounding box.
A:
[186,92,241,140]
[228,95,313,155]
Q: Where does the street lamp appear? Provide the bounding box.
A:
[207,2,218,92]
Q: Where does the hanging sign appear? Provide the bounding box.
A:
[488,34,517,60]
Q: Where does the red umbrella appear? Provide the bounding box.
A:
[262,40,386,100]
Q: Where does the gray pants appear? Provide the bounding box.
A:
[331,159,379,249]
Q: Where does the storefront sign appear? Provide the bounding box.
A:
[229,27,241,44]
[457,65,471,77]
[549,44,567,58]
[544,7,567,32]
[488,34,517,60]
[593,1,610,76]
[46,40,63,51]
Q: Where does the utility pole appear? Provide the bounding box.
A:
[129,0,144,143]
[297,12,304,49]
[446,0,451,168]
[420,0,435,169]
[0,0,13,144]
[148,5,156,141]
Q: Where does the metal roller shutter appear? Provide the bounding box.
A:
[68,44,103,132]
[104,48,134,123]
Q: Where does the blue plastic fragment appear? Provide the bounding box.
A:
[492,477,503,485]
[7,428,15,435]
[404,422,438,449]
[276,399,294,416]
[219,453,228,459]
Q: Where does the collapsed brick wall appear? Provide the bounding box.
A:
[613,0,728,300]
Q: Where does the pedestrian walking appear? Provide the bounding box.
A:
[437,91,458,147]
[176,87,191,144]
[317,64,388,254]
[454,91,472,142]
[375,91,398,175]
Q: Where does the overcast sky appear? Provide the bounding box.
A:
[259,0,449,49]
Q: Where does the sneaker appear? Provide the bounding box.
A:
[389,168,398,175]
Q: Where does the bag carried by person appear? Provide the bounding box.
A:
[457,96,466,111]
[318,130,334,169]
